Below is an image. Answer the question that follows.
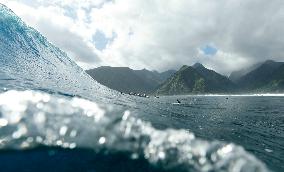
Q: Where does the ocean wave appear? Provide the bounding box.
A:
[0,4,117,102]
[0,90,268,172]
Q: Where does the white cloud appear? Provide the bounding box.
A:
[1,0,284,75]
[0,0,102,65]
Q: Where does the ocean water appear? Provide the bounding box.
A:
[0,3,283,172]
[133,95,284,172]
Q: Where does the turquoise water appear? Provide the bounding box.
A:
[0,3,282,172]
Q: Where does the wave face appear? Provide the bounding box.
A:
[0,4,268,172]
[0,4,118,102]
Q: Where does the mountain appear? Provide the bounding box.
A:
[159,70,178,81]
[89,61,284,95]
[229,62,263,83]
[86,67,175,93]
[236,60,284,92]
[133,69,175,86]
[155,63,236,95]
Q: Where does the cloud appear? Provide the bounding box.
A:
[0,0,102,66]
[1,0,283,75]
[36,19,100,63]
[88,0,284,74]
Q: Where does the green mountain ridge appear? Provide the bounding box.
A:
[235,60,284,92]
[229,62,263,83]
[86,60,284,96]
[154,63,236,95]
[86,66,176,93]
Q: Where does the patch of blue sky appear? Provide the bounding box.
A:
[201,44,218,56]
[63,6,77,19]
[92,30,117,51]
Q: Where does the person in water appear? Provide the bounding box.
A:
[177,99,181,103]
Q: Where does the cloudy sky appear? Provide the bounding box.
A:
[0,0,283,75]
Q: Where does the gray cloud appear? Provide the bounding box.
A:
[216,1,284,61]
[1,0,284,75]
[35,19,100,63]
[90,0,284,75]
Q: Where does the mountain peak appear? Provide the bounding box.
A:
[179,65,189,71]
[192,63,205,69]
[155,63,236,95]
[141,68,148,72]
[263,60,275,64]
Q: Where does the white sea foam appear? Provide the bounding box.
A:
[0,90,268,172]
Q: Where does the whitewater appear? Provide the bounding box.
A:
[0,3,280,172]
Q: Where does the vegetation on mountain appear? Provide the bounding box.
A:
[235,60,284,92]
[155,63,236,95]
[86,66,175,93]
[86,60,284,95]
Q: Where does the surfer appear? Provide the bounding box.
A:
[177,99,181,104]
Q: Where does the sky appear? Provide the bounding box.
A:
[0,0,283,75]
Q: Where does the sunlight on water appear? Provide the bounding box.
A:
[0,90,268,172]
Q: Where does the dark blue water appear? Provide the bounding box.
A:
[132,95,284,172]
